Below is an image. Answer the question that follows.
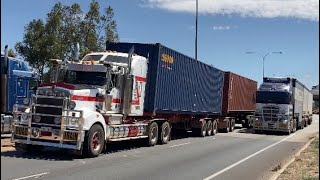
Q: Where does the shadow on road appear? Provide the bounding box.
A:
[1,132,197,161]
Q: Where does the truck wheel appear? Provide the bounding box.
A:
[291,121,296,133]
[212,120,218,135]
[224,120,230,133]
[200,121,207,137]
[83,124,105,158]
[159,122,170,144]
[148,122,158,146]
[229,120,235,132]
[15,143,43,153]
[206,120,213,136]
[285,128,291,135]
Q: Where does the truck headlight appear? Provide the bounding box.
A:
[71,117,79,125]
[33,115,41,123]
[67,117,79,127]
[21,113,29,122]
[69,101,76,110]
[23,98,30,105]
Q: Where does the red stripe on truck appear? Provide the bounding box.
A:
[135,76,146,82]
[71,95,104,102]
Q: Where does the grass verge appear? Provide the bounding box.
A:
[277,134,319,180]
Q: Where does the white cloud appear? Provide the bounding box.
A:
[144,0,319,21]
[213,25,230,30]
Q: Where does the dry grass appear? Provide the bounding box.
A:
[277,134,319,180]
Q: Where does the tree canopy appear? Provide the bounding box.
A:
[15,0,119,80]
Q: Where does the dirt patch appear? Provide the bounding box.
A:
[277,134,319,180]
[1,138,14,147]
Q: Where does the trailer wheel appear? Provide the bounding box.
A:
[229,119,235,132]
[212,120,218,135]
[291,121,296,133]
[83,124,105,158]
[148,122,159,146]
[159,122,170,144]
[200,121,207,137]
[206,120,213,136]
[223,119,230,133]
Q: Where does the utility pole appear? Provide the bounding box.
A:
[195,0,198,61]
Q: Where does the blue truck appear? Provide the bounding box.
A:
[1,46,38,134]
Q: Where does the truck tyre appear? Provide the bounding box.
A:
[285,130,291,135]
[200,121,207,137]
[223,119,230,133]
[193,121,207,137]
[229,119,235,132]
[83,124,105,158]
[15,143,43,153]
[206,120,213,136]
[212,120,218,135]
[148,122,158,146]
[159,122,170,144]
[291,121,296,133]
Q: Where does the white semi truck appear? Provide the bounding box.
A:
[11,43,227,157]
[254,77,313,134]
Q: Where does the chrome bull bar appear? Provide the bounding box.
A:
[11,95,85,150]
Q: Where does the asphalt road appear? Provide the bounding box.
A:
[1,115,319,180]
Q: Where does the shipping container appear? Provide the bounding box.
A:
[106,42,224,115]
[222,72,257,114]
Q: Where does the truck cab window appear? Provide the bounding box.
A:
[65,70,107,86]
[82,55,103,61]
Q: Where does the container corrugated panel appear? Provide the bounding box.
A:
[222,72,257,114]
[106,42,224,115]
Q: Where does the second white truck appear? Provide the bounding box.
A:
[254,77,313,134]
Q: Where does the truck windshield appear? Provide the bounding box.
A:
[256,91,291,104]
[64,70,107,86]
[82,55,103,61]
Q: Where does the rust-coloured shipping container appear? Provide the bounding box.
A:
[218,72,257,131]
[222,72,257,114]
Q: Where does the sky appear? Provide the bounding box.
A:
[1,0,319,89]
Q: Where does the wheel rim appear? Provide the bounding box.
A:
[202,123,206,136]
[91,132,102,152]
[207,121,212,135]
[151,126,157,142]
[163,124,170,141]
[213,122,217,135]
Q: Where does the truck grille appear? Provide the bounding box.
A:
[33,97,65,125]
[262,106,279,121]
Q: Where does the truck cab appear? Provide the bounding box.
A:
[254,77,296,134]
[1,50,38,134]
[11,48,152,157]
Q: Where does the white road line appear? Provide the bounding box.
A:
[203,133,296,180]
[12,172,49,180]
[170,142,191,148]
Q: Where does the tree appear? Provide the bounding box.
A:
[15,1,119,81]
[15,19,49,79]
